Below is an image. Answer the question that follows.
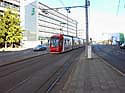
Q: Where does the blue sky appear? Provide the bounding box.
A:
[39,0,125,15]
[92,0,125,15]
[39,0,85,7]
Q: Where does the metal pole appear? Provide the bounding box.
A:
[20,0,25,47]
[85,0,89,57]
[67,13,68,35]
[76,21,78,37]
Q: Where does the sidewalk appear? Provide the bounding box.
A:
[0,49,48,67]
[60,52,125,93]
[0,48,28,52]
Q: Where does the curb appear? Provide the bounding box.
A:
[0,52,49,67]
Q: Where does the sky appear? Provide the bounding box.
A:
[90,0,125,40]
[26,0,125,40]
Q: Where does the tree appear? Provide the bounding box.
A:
[0,8,23,48]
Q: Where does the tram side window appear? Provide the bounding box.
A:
[67,40,71,46]
[59,40,63,46]
[64,40,66,45]
[64,39,71,46]
[64,39,67,46]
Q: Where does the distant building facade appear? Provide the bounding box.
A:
[97,33,125,45]
[112,33,125,45]
[24,1,78,48]
[0,0,20,12]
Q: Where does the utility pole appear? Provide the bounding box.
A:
[85,0,91,58]
[20,0,25,47]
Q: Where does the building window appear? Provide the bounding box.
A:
[0,2,4,7]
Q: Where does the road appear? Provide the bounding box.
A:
[0,48,84,93]
[93,45,125,74]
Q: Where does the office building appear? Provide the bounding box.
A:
[24,1,78,48]
[0,0,20,12]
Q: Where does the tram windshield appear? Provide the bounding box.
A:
[50,37,59,47]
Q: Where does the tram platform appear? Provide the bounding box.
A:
[59,51,125,93]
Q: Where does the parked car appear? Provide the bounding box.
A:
[120,43,125,49]
[33,45,47,51]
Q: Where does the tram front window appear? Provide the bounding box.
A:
[50,37,59,47]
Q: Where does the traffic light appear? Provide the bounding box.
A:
[90,38,92,41]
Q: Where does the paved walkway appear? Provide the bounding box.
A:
[60,52,125,93]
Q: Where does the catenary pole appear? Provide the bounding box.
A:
[85,0,89,58]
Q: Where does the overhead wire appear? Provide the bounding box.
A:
[58,0,65,7]
[116,0,121,16]
[124,0,125,8]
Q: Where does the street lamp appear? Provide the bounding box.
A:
[65,8,71,35]
[75,21,78,37]
[60,22,66,34]
[42,10,49,14]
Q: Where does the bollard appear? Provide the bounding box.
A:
[88,45,92,59]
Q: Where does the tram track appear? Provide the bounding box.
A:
[0,53,50,77]
[36,48,83,93]
[6,53,71,93]
[0,47,84,93]
[0,53,66,93]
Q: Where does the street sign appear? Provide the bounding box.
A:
[31,7,35,15]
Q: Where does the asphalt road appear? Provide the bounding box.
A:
[0,47,84,93]
[93,45,125,74]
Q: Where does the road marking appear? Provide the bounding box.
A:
[101,58,125,76]
[94,46,125,76]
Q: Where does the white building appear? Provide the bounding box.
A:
[0,0,20,12]
[24,1,78,48]
[112,33,125,45]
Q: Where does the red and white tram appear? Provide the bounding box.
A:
[50,34,84,53]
